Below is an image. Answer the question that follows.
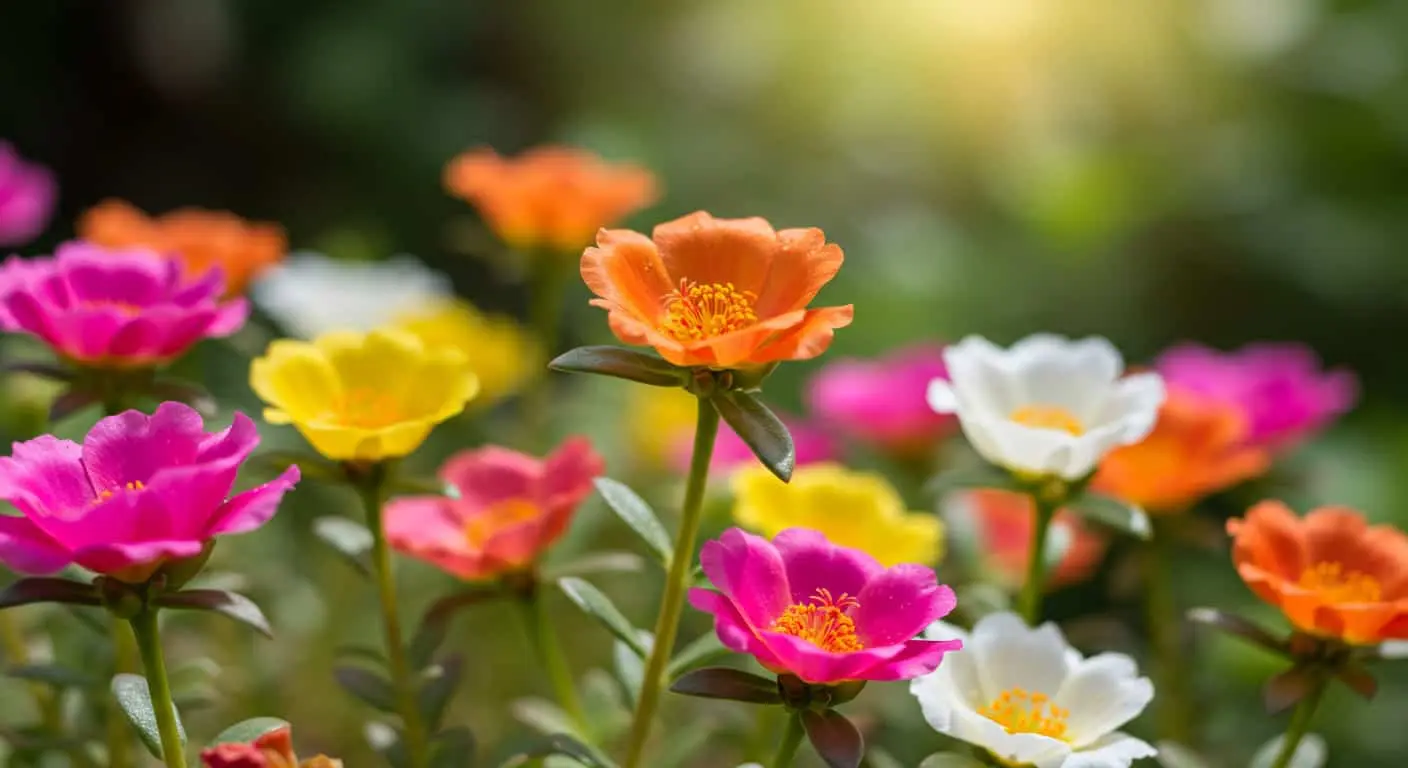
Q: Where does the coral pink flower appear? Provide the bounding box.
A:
[0,402,299,582]
[806,344,956,454]
[945,489,1106,591]
[670,413,837,476]
[1155,343,1357,450]
[201,725,341,768]
[689,527,962,684]
[0,242,248,368]
[385,438,604,581]
[0,142,57,247]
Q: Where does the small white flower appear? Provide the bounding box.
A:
[1250,733,1326,768]
[928,334,1165,480]
[251,252,452,338]
[911,611,1157,768]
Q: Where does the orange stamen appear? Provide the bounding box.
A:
[464,498,541,549]
[94,480,145,504]
[1298,561,1382,604]
[1010,404,1085,436]
[660,279,757,341]
[333,388,403,429]
[979,687,1071,740]
[769,588,864,653]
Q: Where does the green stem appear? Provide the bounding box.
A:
[1017,494,1059,625]
[1146,522,1192,743]
[621,397,720,768]
[517,586,585,730]
[129,609,186,767]
[1269,677,1326,768]
[770,713,805,768]
[524,254,570,447]
[359,470,430,768]
[108,619,139,768]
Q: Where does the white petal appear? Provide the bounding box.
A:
[251,252,451,338]
[1006,335,1124,420]
[1063,732,1159,768]
[970,613,1073,700]
[944,336,1027,416]
[977,418,1081,478]
[1091,372,1166,443]
[928,379,961,414]
[1251,734,1327,768]
[1054,654,1154,746]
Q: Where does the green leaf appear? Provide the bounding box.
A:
[512,697,581,738]
[364,722,409,768]
[614,635,648,708]
[409,585,503,669]
[668,667,781,705]
[710,390,794,482]
[418,655,463,730]
[111,673,186,759]
[866,746,907,768]
[4,664,98,689]
[156,590,273,638]
[0,577,100,610]
[429,727,476,768]
[498,733,617,768]
[924,463,1017,500]
[802,709,864,768]
[549,346,689,388]
[313,516,374,576]
[557,578,646,658]
[666,633,728,680]
[1186,608,1288,656]
[540,551,646,581]
[336,644,387,668]
[209,717,289,746]
[1335,663,1377,701]
[3,361,72,381]
[592,478,673,565]
[333,666,398,712]
[1263,667,1313,715]
[1071,493,1151,539]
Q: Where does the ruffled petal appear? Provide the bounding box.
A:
[0,515,73,574]
[652,212,777,296]
[687,588,785,670]
[205,466,300,537]
[580,228,672,324]
[83,403,206,489]
[772,527,883,607]
[698,528,790,629]
[1054,653,1154,746]
[853,565,955,646]
[753,227,844,317]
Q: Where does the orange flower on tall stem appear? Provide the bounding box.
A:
[1093,387,1270,514]
[78,199,286,294]
[581,211,854,369]
[1229,501,1408,645]
[444,145,657,253]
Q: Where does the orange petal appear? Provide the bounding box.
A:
[754,227,845,316]
[652,212,778,296]
[1365,525,1408,598]
[1236,563,1293,614]
[1303,506,1370,568]
[1334,602,1407,645]
[581,228,672,324]
[1231,501,1308,581]
[698,309,808,369]
[746,305,854,365]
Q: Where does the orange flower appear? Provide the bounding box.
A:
[444,145,657,252]
[949,489,1107,591]
[1092,388,1269,513]
[78,199,286,294]
[581,211,854,369]
[1228,501,1408,645]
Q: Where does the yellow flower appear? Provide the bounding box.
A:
[627,386,698,469]
[250,328,478,461]
[393,300,542,407]
[731,463,944,567]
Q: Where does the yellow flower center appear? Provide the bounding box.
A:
[661,279,758,341]
[1010,404,1085,436]
[93,481,145,505]
[464,498,542,549]
[332,388,404,429]
[1298,561,1382,604]
[979,687,1070,741]
[769,588,864,653]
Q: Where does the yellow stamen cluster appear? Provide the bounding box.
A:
[1010,404,1085,436]
[661,279,757,341]
[332,388,403,429]
[979,687,1071,740]
[94,480,146,504]
[769,588,864,653]
[464,498,541,549]
[1299,561,1383,604]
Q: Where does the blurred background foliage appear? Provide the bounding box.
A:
[2,1,1408,766]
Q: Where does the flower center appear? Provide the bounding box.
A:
[464,498,542,549]
[332,387,403,429]
[1009,404,1085,436]
[660,279,758,341]
[769,588,864,653]
[93,480,145,505]
[979,687,1071,741]
[1298,561,1382,604]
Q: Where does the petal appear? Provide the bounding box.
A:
[580,228,672,324]
[969,612,1073,702]
[772,527,883,606]
[857,637,964,681]
[753,227,844,316]
[250,339,342,419]
[745,305,854,365]
[385,497,487,580]
[1302,506,1369,568]
[439,446,542,509]
[1231,501,1308,582]
[83,403,206,489]
[687,588,785,670]
[206,466,300,537]
[359,421,435,461]
[756,629,905,683]
[853,565,956,646]
[652,212,778,295]
[73,538,205,576]
[205,297,249,336]
[1053,653,1153,746]
[0,515,73,574]
[698,528,790,628]
[1063,733,1158,768]
[1090,373,1166,445]
[0,435,93,519]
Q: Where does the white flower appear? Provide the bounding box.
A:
[911,612,1157,768]
[1250,733,1326,768]
[928,334,1165,480]
[251,252,452,338]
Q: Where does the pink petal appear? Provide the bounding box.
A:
[73,538,205,576]
[853,565,956,647]
[757,630,905,684]
[204,298,249,337]
[480,516,550,574]
[0,514,72,574]
[540,436,606,506]
[83,403,206,489]
[698,528,790,629]
[0,435,93,520]
[439,447,541,510]
[59,247,171,308]
[687,588,784,669]
[385,497,486,579]
[205,465,299,537]
[854,637,964,681]
[772,527,882,606]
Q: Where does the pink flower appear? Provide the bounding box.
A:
[0,402,299,582]
[0,241,248,368]
[0,142,57,247]
[671,414,837,475]
[689,527,962,684]
[1155,343,1357,450]
[385,437,604,581]
[806,344,956,454]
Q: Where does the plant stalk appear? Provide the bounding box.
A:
[129,609,186,767]
[517,586,585,730]
[1017,494,1059,625]
[524,253,571,447]
[770,713,805,768]
[1269,676,1327,768]
[1146,520,1193,742]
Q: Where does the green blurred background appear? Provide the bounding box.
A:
[3,1,1408,766]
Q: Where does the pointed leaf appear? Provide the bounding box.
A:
[1263,667,1313,714]
[418,654,463,730]
[156,590,272,638]
[1335,663,1377,701]
[335,644,387,668]
[512,697,582,738]
[112,673,186,759]
[592,478,673,565]
[541,551,646,580]
[209,717,289,746]
[0,577,100,610]
[669,667,781,704]
[3,361,72,381]
[1071,493,1151,540]
[711,390,794,482]
[429,727,476,768]
[498,733,617,768]
[334,666,398,712]
[557,577,646,657]
[614,633,650,708]
[666,633,729,680]
[1186,608,1288,655]
[364,722,409,768]
[313,516,373,576]
[410,584,503,669]
[802,709,863,768]
[924,463,1017,500]
[4,664,98,689]
[549,346,689,388]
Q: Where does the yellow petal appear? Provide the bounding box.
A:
[249,340,340,421]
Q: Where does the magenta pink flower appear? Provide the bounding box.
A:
[0,402,299,582]
[671,414,837,476]
[0,142,57,247]
[0,241,248,368]
[385,437,604,581]
[806,344,956,454]
[689,527,961,684]
[1155,342,1357,450]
